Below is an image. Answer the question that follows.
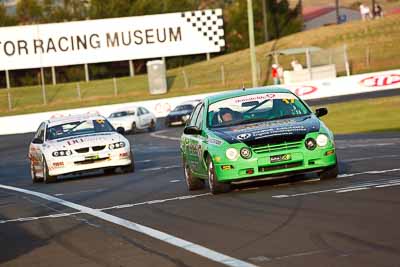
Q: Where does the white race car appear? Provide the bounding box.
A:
[108,106,156,134]
[28,114,134,183]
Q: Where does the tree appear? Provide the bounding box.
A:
[224,0,302,52]
[0,3,16,26]
[16,0,43,24]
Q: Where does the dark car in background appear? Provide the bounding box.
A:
[165,101,200,127]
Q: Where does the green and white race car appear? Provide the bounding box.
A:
[180,87,338,194]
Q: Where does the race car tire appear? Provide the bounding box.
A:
[131,122,137,134]
[43,158,57,184]
[319,162,339,180]
[30,161,42,183]
[207,157,231,194]
[165,119,170,127]
[122,153,135,173]
[148,120,156,132]
[183,160,204,190]
[104,168,116,175]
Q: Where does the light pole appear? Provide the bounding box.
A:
[262,0,268,42]
[247,0,258,87]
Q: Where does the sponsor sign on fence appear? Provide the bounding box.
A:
[0,69,398,135]
[0,9,224,70]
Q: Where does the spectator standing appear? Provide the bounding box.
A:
[373,3,383,18]
[360,4,371,21]
[291,59,303,71]
[272,64,280,85]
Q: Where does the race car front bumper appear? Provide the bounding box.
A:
[46,148,132,176]
[213,146,337,182]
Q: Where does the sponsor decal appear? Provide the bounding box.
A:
[155,102,172,114]
[237,133,252,140]
[119,152,129,159]
[208,138,222,146]
[67,138,85,146]
[270,154,291,163]
[295,86,318,96]
[359,74,400,87]
[249,125,307,140]
[52,162,64,168]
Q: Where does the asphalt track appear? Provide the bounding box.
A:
[0,119,400,266]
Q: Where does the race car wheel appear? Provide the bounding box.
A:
[148,120,156,132]
[207,157,231,194]
[183,160,204,190]
[319,161,339,180]
[104,168,116,175]
[131,122,137,134]
[30,161,42,183]
[122,153,135,173]
[43,158,57,183]
[165,119,170,127]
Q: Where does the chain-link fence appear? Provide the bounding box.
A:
[1,39,400,114]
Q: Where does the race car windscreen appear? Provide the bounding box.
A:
[46,119,115,140]
[208,92,311,128]
[173,105,194,112]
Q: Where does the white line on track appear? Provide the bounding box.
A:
[336,187,369,193]
[0,193,211,224]
[0,184,255,267]
[136,159,152,163]
[341,154,400,163]
[140,165,181,172]
[338,168,400,178]
[272,178,400,198]
[150,130,180,141]
[54,188,106,196]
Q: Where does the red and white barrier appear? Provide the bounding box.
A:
[0,69,398,135]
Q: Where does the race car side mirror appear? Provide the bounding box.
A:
[116,127,125,135]
[184,126,202,135]
[315,108,328,118]
[32,138,43,144]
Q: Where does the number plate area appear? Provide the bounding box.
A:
[270,154,292,163]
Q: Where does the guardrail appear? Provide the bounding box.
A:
[0,69,398,135]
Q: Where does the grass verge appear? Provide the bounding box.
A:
[313,95,400,134]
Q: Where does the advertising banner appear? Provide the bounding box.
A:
[0,9,225,70]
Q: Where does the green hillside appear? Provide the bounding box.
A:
[1,14,399,116]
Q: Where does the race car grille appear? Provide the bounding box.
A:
[75,147,89,153]
[252,141,303,154]
[259,161,302,172]
[92,145,106,151]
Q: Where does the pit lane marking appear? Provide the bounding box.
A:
[150,130,180,141]
[0,185,255,267]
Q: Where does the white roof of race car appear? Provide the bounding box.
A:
[110,106,138,113]
[47,113,106,127]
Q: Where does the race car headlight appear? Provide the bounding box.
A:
[226,148,239,160]
[52,150,72,157]
[240,147,252,159]
[109,141,126,150]
[305,138,317,150]
[182,114,190,121]
[316,134,329,147]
